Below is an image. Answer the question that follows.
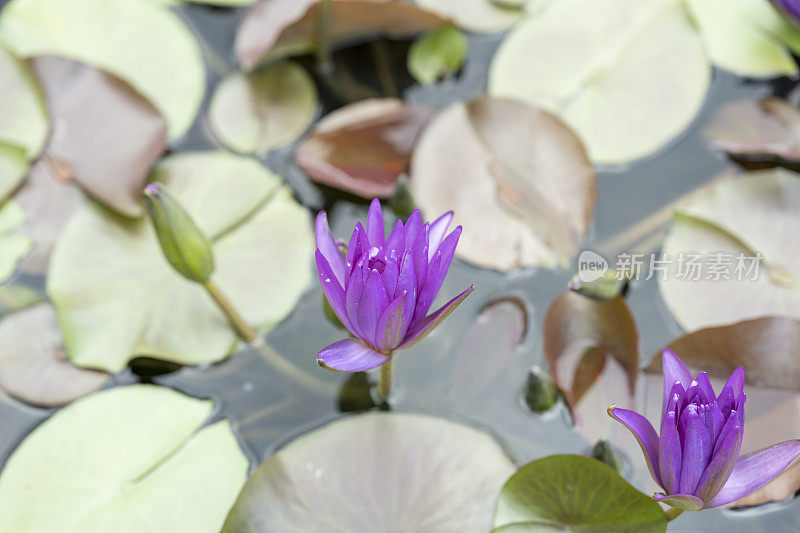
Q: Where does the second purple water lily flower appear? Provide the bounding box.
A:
[609,350,800,510]
[315,199,473,372]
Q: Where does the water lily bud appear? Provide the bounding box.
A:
[609,349,800,510]
[524,365,559,413]
[143,183,214,283]
[315,199,473,372]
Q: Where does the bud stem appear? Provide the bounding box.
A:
[377,359,394,401]
[202,280,257,343]
[664,508,683,522]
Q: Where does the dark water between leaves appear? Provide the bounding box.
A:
[1,3,798,532]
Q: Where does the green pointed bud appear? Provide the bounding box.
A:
[524,365,559,413]
[590,439,624,474]
[143,183,214,283]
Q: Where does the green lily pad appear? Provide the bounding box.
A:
[0,200,32,283]
[0,0,204,140]
[0,42,48,160]
[0,303,110,407]
[489,0,710,165]
[416,0,524,33]
[208,61,317,155]
[222,412,516,532]
[686,0,800,77]
[408,25,467,85]
[493,455,667,533]
[48,151,313,372]
[0,385,248,532]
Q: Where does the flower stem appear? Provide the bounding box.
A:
[202,280,257,343]
[315,0,333,71]
[377,359,394,401]
[664,508,684,522]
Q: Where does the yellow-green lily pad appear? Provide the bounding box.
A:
[0,385,248,533]
[208,61,317,154]
[0,0,204,140]
[48,151,313,372]
[0,200,32,283]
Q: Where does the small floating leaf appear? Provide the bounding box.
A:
[0,303,110,406]
[524,365,559,413]
[489,0,710,164]
[48,151,313,372]
[589,439,623,474]
[0,43,48,161]
[209,62,317,155]
[659,169,800,331]
[222,412,515,532]
[410,97,595,271]
[408,25,467,85]
[0,0,205,140]
[493,455,666,533]
[0,385,248,532]
[416,0,524,33]
[297,98,431,198]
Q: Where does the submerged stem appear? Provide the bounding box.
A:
[664,508,684,522]
[377,359,394,401]
[202,280,257,343]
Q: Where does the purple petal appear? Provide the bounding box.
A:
[412,224,429,290]
[694,372,716,402]
[608,407,661,486]
[345,266,364,338]
[709,402,726,446]
[398,285,474,349]
[317,339,391,372]
[395,250,418,326]
[345,222,368,282]
[411,250,442,330]
[705,440,800,508]
[315,212,346,285]
[381,255,399,298]
[695,424,742,502]
[358,269,389,348]
[366,198,385,247]
[659,410,682,494]
[714,406,742,458]
[404,209,422,248]
[376,292,407,351]
[662,349,692,420]
[678,404,713,494]
[721,366,745,399]
[427,210,453,259]
[653,493,704,511]
[315,250,354,333]
[384,219,405,260]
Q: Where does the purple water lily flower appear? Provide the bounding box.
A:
[772,0,800,23]
[609,350,800,510]
[315,199,473,372]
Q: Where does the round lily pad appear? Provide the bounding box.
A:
[0,0,204,140]
[0,303,110,407]
[489,0,710,164]
[659,169,800,331]
[493,455,667,532]
[48,151,314,372]
[208,61,317,154]
[0,385,248,532]
[222,412,516,532]
[0,144,28,201]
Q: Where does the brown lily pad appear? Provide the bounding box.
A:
[0,303,110,407]
[31,56,167,217]
[410,97,595,271]
[235,0,448,70]
[544,291,639,442]
[296,98,431,198]
[704,97,800,162]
